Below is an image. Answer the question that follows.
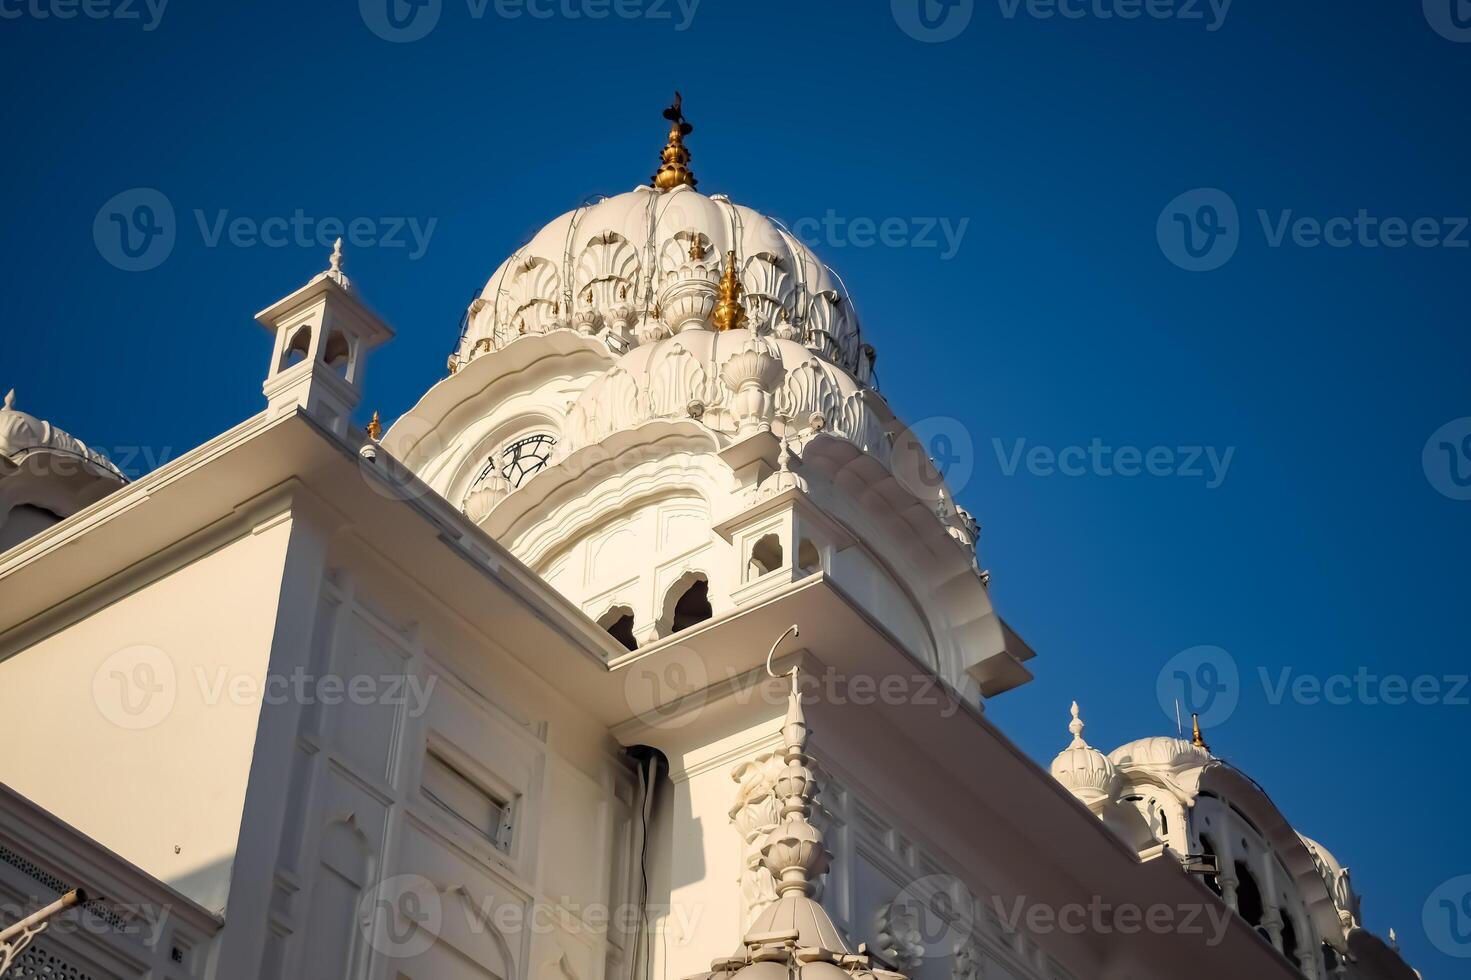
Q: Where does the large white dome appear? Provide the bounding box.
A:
[453,184,874,383]
[390,104,1031,700]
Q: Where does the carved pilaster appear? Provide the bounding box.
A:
[730,751,783,925]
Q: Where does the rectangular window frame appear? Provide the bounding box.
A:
[420,747,516,854]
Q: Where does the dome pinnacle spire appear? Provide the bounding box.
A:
[712,251,747,331]
[324,237,352,291]
[1068,700,1088,748]
[760,654,827,898]
[1191,712,1211,753]
[652,92,697,191]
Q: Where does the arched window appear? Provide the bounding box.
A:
[797,539,821,575]
[282,325,312,369]
[0,503,65,551]
[1147,799,1169,838]
[669,577,712,633]
[748,534,782,579]
[1199,834,1223,896]
[599,606,638,652]
[1235,861,1265,929]
[1279,906,1299,964]
[324,330,351,377]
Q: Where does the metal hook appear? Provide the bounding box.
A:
[765,624,800,680]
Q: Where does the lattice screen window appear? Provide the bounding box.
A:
[5,942,96,980]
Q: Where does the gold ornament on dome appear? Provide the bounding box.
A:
[1191,712,1211,753]
[652,92,697,191]
[712,251,747,332]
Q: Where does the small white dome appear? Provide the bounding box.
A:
[1300,833,1361,930]
[1049,703,1120,805]
[0,389,127,552]
[0,390,122,481]
[1107,736,1211,772]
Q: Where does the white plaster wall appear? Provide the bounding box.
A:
[251,538,639,980]
[654,718,785,980]
[0,519,294,912]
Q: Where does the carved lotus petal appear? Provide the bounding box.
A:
[720,343,784,393]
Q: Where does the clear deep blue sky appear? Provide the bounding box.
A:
[3,0,1468,971]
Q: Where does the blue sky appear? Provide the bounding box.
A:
[3,0,1469,971]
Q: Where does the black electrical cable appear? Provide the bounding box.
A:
[631,752,657,980]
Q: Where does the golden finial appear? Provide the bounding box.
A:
[712,250,747,331]
[366,411,383,441]
[689,236,706,261]
[1191,712,1211,752]
[652,92,697,191]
